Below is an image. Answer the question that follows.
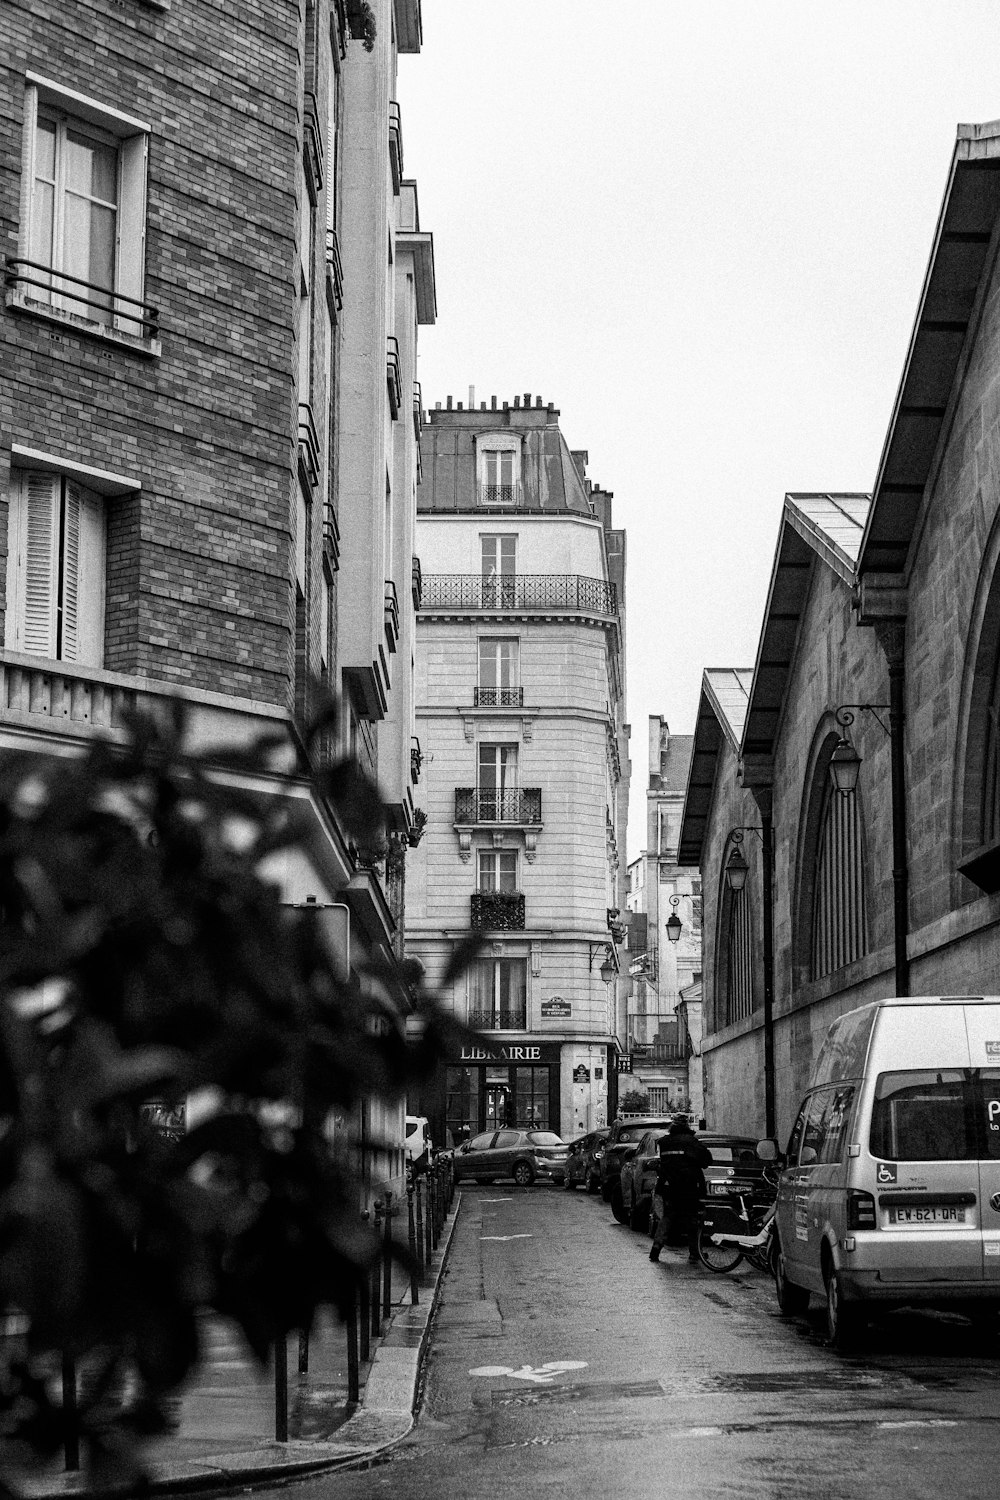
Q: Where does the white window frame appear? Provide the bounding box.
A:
[477,636,519,705]
[475,433,521,507]
[5,469,106,666]
[16,76,152,345]
[477,849,518,892]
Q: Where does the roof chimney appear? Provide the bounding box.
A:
[469,385,475,408]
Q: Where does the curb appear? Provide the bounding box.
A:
[12,1195,462,1500]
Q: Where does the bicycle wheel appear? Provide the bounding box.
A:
[697,1222,744,1273]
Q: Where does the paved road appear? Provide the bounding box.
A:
[290,1185,1000,1500]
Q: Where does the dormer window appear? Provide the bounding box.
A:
[476,434,521,507]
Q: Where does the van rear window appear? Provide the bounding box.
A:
[871,1070,976,1161]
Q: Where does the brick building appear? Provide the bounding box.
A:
[680,120,1000,1141]
[406,393,629,1144]
[1,0,431,1192]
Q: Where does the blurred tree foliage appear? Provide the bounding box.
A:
[618,1089,651,1114]
[0,700,475,1488]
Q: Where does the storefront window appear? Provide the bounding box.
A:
[446,1066,480,1140]
[515,1066,549,1129]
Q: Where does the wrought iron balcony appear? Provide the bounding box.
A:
[5,257,160,343]
[384,579,399,650]
[468,1005,528,1032]
[477,481,521,508]
[325,228,344,316]
[410,735,422,784]
[471,890,525,931]
[297,402,320,489]
[303,91,324,195]
[411,554,422,609]
[455,788,542,825]
[386,336,402,418]
[323,501,341,564]
[420,574,618,616]
[474,685,523,708]
[389,101,404,192]
[412,381,423,441]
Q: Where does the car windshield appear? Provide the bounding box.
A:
[619,1125,654,1142]
[528,1131,563,1145]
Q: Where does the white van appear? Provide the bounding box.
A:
[773,995,1000,1347]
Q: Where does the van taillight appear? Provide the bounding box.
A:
[847,1190,877,1230]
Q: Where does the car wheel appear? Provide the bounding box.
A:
[825,1267,865,1350]
[563,1171,576,1190]
[512,1161,534,1187]
[774,1239,810,1317]
[611,1185,629,1225]
[629,1201,649,1234]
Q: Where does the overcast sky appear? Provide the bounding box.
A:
[400,0,1000,861]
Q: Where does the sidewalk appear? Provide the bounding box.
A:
[14,1194,461,1499]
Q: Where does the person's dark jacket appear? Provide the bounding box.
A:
[654,1129,712,1206]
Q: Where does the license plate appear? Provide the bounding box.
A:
[709,1182,730,1195]
[888,1205,966,1225]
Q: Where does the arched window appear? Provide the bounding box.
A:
[726,885,755,1024]
[955,522,1000,894]
[810,779,867,979]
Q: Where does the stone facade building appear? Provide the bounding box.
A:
[625,716,701,1114]
[1,0,431,1192]
[406,393,629,1143]
[680,120,1000,1142]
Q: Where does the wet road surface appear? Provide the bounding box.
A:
[288,1185,1000,1499]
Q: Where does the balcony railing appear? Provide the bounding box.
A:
[323,501,341,565]
[384,579,399,650]
[455,788,542,825]
[412,381,423,441]
[471,890,525,931]
[386,336,402,418]
[389,101,404,191]
[474,686,523,707]
[303,91,325,195]
[421,574,618,616]
[325,228,344,316]
[410,735,422,784]
[468,1005,528,1032]
[411,554,422,609]
[5,257,160,342]
[477,481,521,508]
[298,402,320,489]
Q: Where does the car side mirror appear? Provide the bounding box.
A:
[460,1143,471,1154]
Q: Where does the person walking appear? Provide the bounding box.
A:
[649,1118,712,1263]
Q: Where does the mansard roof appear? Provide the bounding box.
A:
[678,669,752,865]
[859,120,1000,578]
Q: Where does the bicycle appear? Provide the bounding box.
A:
[696,1164,781,1274]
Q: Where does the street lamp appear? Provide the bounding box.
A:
[589,941,617,984]
[725,843,750,893]
[828,701,907,996]
[665,895,683,945]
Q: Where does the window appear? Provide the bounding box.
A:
[514,1067,548,1128]
[796,1086,856,1165]
[5,471,105,664]
[481,535,516,607]
[478,850,518,891]
[477,439,521,507]
[870,1070,976,1162]
[469,956,527,1030]
[811,780,867,978]
[725,886,754,1025]
[478,637,519,706]
[478,743,518,819]
[16,78,151,341]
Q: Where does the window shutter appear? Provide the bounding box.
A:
[19,86,38,260]
[61,482,81,660]
[15,471,60,656]
[75,485,106,666]
[115,132,148,334]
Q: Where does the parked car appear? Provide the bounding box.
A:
[453,1128,569,1186]
[599,1117,675,1201]
[629,1133,775,1238]
[773,995,1000,1348]
[562,1128,610,1193]
[616,1128,671,1228]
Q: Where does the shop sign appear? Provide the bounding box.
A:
[541,996,572,1018]
[572,1065,590,1083]
[461,1043,542,1062]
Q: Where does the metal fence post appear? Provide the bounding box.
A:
[407,1180,420,1304]
[382,1188,393,1319]
[415,1179,425,1276]
[61,1354,79,1471]
[359,1212,371,1364]
[346,1285,360,1403]
[273,1332,288,1442]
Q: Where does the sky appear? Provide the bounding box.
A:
[399,0,1000,862]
